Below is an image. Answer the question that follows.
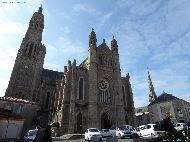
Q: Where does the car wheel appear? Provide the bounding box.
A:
[118,133,122,139]
[151,133,154,137]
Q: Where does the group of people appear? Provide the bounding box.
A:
[159,113,190,141]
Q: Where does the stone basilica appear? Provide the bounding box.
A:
[5,6,135,133]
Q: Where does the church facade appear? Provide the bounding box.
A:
[5,6,135,133]
[53,30,135,133]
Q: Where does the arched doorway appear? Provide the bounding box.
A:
[101,113,110,129]
[76,113,82,132]
[125,114,128,124]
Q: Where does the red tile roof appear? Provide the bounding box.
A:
[0,97,39,105]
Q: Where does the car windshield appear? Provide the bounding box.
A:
[140,126,146,130]
[102,129,109,132]
[133,127,140,131]
[89,128,99,132]
[153,125,159,131]
[118,126,126,130]
[110,127,116,130]
[27,130,38,136]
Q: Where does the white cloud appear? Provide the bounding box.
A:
[57,36,85,54]
[0,21,25,35]
[0,79,9,97]
[98,12,113,27]
[134,95,149,108]
[0,48,17,71]
[73,3,96,14]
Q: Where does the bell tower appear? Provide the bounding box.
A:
[5,5,46,101]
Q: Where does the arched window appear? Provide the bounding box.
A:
[45,92,50,109]
[76,113,82,132]
[99,56,103,64]
[33,45,37,57]
[18,92,22,99]
[98,79,110,103]
[122,86,126,106]
[78,78,84,100]
[28,43,33,56]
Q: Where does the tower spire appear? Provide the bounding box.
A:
[147,68,157,103]
[111,35,118,53]
[38,4,43,13]
[89,28,97,47]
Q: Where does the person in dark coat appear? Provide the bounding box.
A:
[160,113,184,140]
[43,125,52,142]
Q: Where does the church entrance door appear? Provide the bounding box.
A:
[76,113,82,132]
[101,113,110,129]
[125,114,128,124]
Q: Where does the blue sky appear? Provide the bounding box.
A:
[0,0,190,107]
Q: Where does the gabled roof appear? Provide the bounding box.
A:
[97,42,111,54]
[148,92,180,106]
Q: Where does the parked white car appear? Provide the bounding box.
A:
[122,125,133,130]
[110,126,132,138]
[24,129,38,142]
[109,126,116,136]
[85,128,102,141]
[174,123,185,131]
[132,127,141,137]
[100,129,112,137]
[140,124,158,137]
[121,125,139,137]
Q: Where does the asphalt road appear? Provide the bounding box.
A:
[53,138,134,142]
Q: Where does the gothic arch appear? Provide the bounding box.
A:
[125,114,128,124]
[101,112,111,129]
[45,91,50,109]
[28,43,34,56]
[76,112,82,132]
[77,77,85,100]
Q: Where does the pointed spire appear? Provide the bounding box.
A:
[72,59,76,67]
[103,39,105,43]
[38,4,43,13]
[89,28,97,47]
[147,68,157,103]
[111,35,118,53]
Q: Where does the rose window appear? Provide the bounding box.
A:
[98,79,110,103]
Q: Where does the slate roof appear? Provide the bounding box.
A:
[148,92,181,106]
[42,69,63,78]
